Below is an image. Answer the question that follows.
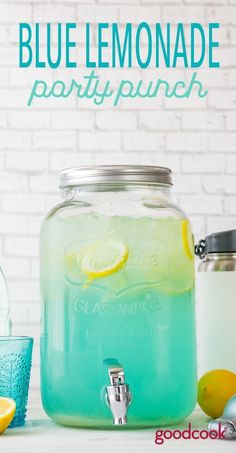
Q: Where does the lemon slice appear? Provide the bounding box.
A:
[182,219,194,260]
[79,239,129,281]
[0,397,16,434]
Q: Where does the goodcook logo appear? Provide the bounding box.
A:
[155,423,226,446]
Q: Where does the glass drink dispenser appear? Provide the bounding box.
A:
[40,166,197,428]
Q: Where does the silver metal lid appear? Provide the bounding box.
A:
[59,165,172,189]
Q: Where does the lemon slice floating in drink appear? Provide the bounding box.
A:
[79,239,129,283]
[182,219,194,260]
[0,397,16,434]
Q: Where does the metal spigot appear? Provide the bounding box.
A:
[104,360,132,426]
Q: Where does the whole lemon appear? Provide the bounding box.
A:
[198,369,236,418]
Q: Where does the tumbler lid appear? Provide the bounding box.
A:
[206,230,236,253]
[196,230,236,258]
[59,165,172,188]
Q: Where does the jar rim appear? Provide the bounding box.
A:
[0,336,33,342]
[59,165,172,189]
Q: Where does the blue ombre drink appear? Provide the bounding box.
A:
[40,166,197,428]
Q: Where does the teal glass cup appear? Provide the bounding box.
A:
[0,336,33,427]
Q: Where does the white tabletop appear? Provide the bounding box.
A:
[1,391,235,452]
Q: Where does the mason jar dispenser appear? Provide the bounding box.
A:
[40,166,197,428]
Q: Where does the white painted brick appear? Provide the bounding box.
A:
[142,0,181,3]
[0,68,8,87]
[5,237,38,257]
[45,194,61,212]
[3,194,45,214]
[52,68,88,85]
[203,175,236,194]
[56,0,94,2]
[185,0,226,4]
[33,5,75,22]
[8,0,50,2]
[218,47,236,68]
[33,131,77,150]
[230,27,236,46]
[182,112,224,131]
[8,281,39,302]
[1,258,30,279]
[138,154,181,172]
[206,6,236,24]
[0,89,29,108]
[32,94,77,110]
[178,196,223,215]
[209,133,236,152]
[77,5,118,22]
[225,197,236,214]
[29,174,58,193]
[190,216,205,238]
[0,47,18,67]
[119,6,161,23]
[96,111,137,130]
[0,154,5,170]
[121,95,164,110]
[124,132,165,151]
[0,131,31,150]
[182,155,225,173]
[76,95,116,110]
[165,133,208,152]
[226,156,236,173]
[164,95,207,110]
[29,366,40,389]
[162,7,205,23]
[0,4,32,23]
[99,68,141,88]
[31,260,39,280]
[208,90,236,109]
[174,175,202,194]
[207,216,236,233]
[142,68,186,87]
[50,152,95,172]
[52,111,94,130]
[93,152,137,165]
[6,152,48,172]
[8,111,50,130]
[79,131,121,151]
[0,172,27,192]
[9,69,53,88]
[225,113,236,130]
[98,0,136,3]
[0,112,7,128]
[10,303,28,325]
[0,25,9,43]
[0,214,27,234]
[13,324,40,343]
[139,111,180,131]
[28,303,41,324]
[27,217,43,236]
[31,344,40,369]
[229,70,236,87]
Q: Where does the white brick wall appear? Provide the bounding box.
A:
[0,1,236,388]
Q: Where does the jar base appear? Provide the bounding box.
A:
[44,411,191,430]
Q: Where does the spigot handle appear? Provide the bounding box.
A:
[104,358,132,425]
[108,365,125,386]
